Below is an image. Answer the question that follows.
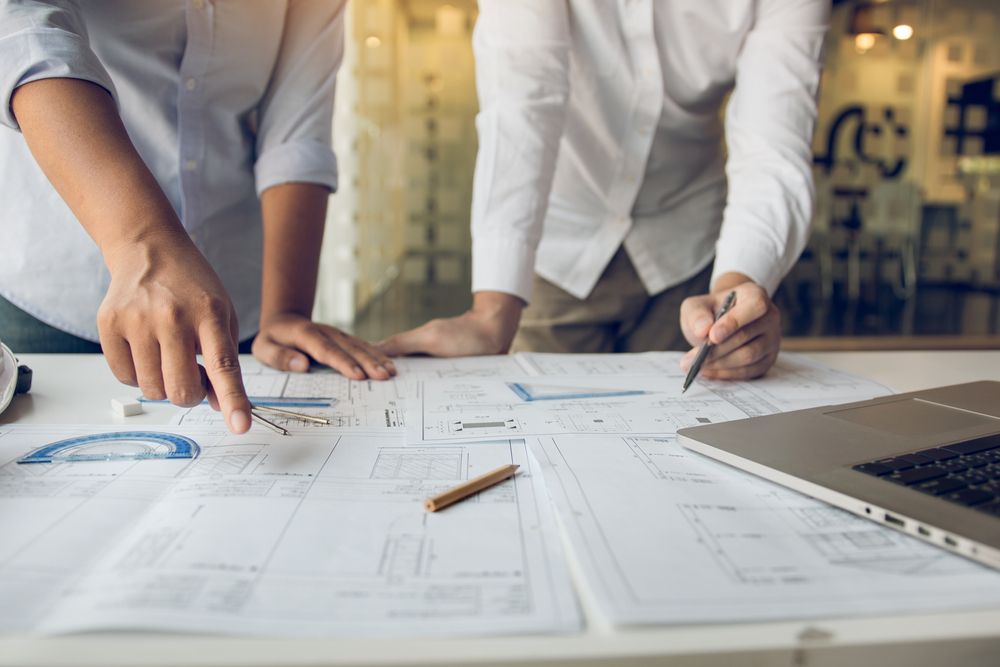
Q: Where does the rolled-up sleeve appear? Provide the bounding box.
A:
[713,0,828,295]
[0,0,118,132]
[470,0,572,304]
[253,0,345,196]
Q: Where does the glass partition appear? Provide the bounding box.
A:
[782,0,1000,346]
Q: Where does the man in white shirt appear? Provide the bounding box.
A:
[381,0,828,381]
[0,0,396,434]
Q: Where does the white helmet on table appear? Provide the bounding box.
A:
[0,338,18,415]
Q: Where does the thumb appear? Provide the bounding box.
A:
[252,335,310,373]
[680,294,717,345]
[379,326,433,358]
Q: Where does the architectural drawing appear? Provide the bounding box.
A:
[516,352,688,377]
[0,425,579,637]
[370,448,465,480]
[530,434,1000,626]
[408,353,897,445]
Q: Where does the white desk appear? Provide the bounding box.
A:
[4,351,1000,667]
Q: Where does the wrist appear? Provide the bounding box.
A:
[258,310,311,332]
[259,294,315,328]
[469,291,524,354]
[711,272,755,294]
[472,291,524,320]
[102,225,197,276]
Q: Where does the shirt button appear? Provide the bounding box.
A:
[192,0,204,8]
[643,68,654,77]
[186,78,197,91]
[189,232,198,243]
[625,173,636,183]
[618,214,628,223]
[185,159,197,171]
[637,126,649,135]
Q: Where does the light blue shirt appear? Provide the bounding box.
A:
[0,0,344,342]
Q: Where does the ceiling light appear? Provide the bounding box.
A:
[855,33,877,52]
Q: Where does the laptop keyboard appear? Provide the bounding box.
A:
[853,433,1000,517]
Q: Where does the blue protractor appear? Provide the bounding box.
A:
[17,432,200,464]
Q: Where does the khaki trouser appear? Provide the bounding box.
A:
[511,247,713,354]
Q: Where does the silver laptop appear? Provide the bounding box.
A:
[677,381,1000,571]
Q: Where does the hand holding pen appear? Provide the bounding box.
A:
[682,290,736,393]
[679,277,783,385]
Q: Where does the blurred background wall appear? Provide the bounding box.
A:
[313,0,1000,349]
[313,0,478,342]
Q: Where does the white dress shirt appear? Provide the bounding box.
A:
[470,0,828,303]
[0,0,344,342]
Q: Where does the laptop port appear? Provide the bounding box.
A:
[944,536,958,547]
[884,513,905,527]
[917,526,931,537]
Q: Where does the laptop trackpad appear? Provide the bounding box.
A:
[826,398,999,437]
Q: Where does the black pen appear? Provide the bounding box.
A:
[682,290,737,394]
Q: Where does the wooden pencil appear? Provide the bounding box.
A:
[424,464,520,512]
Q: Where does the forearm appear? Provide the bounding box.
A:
[469,0,571,305]
[715,1,826,295]
[11,78,190,268]
[471,290,524,344]
[12,78,250,431]
[253,183,395,380]
[259,182,329,323]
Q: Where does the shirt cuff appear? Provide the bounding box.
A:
[254,138,338,197]
[472,235,538,305]
[712,235,785,296]
[0,28,118,131]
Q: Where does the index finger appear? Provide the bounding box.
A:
[710,289,769,346]
[199,322,251,434]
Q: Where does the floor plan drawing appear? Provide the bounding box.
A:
[516,352,688,377]
[390,355,529,378]
[677,497,964,586]
[0,425,580,638]
[407,353,897,445]
[171,367,411,433]
[529,434,1000,626]
[176,443,266,478]
[370,448,465,480]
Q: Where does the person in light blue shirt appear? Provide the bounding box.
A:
[0,0,397,433]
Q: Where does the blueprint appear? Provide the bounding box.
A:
[169,356,538,431]
[391,354,529,377]
[516,351,688,377]
[171,351,716,433]
[0,425,580,637]
[406,353,897,445]
[170,361,409,431]
[530,434,1000,626]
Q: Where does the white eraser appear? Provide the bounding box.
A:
[112,397,143,417]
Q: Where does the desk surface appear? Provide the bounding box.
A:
[4,351,1000,667]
